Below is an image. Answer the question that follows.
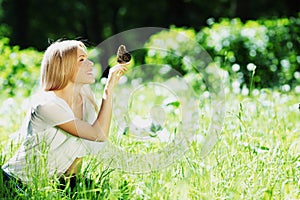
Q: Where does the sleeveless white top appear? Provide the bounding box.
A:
[2,88,106,183]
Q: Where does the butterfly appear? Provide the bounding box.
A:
[117,45,131,64]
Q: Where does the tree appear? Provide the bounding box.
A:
[0,0,299,50]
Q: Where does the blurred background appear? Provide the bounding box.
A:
[0,0,299,98]
[1,0,299,49]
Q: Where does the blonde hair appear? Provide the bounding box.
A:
[40,40,98,111]
[40,40,84,90]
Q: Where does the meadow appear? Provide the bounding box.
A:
[0,84,299,199]
[0,19,300,199]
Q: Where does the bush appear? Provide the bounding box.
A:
[0,37,42,98]
[143,26,217,96]
[144,26,199,75]
[197,15,300,90]
[1,14,299,99]
[144,15,300,92]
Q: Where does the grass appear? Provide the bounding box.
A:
[0,87,299,199]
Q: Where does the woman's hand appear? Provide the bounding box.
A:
[105,63,129,93]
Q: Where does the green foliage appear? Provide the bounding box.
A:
[145,26,198,75]
[144,26,213,96]
[0,37,42,98]
[1,0,299,50]
[143,15,300,91]
[197,15,300,89]
[1,10,300,200]
[1,15,299,98]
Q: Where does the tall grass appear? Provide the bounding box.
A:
[0,89,299,199]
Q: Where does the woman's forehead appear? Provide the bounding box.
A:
[77,46,87,56]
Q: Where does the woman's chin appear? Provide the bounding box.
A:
[78,79,95,85]
[86,76,95,84]
[88,79,95,84]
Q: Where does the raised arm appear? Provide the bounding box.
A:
[57,64,128,141]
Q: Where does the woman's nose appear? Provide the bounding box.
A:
[89,60,94,66]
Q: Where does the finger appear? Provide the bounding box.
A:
[117,70,124,77]
[120,68,127,73]
[117,65,128,71]
[116,63,129,71]
[115,65,127,73]
[120,61,131,66]
[110,65,128,77]
[117,67,127,74]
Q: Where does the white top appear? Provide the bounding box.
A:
[2,87,106,183]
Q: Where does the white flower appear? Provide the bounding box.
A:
[294,71,300,79]
[295,86,300,94]
[203,91,210,98]
[281,84,290,92]
[232,64,240,72]
[247,63,256,71]
[241,85,249,96]
[135,187,144,196]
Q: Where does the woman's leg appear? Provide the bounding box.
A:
[58,174,100,198]
[1,168,26,197]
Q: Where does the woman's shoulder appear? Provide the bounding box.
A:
[30,91,68,110]
[25,91,75,128]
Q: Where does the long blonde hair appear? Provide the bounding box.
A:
[40,40,98,111]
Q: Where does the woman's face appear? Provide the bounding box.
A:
[73,46,95,84]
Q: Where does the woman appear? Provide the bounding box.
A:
[1,40,128,191]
